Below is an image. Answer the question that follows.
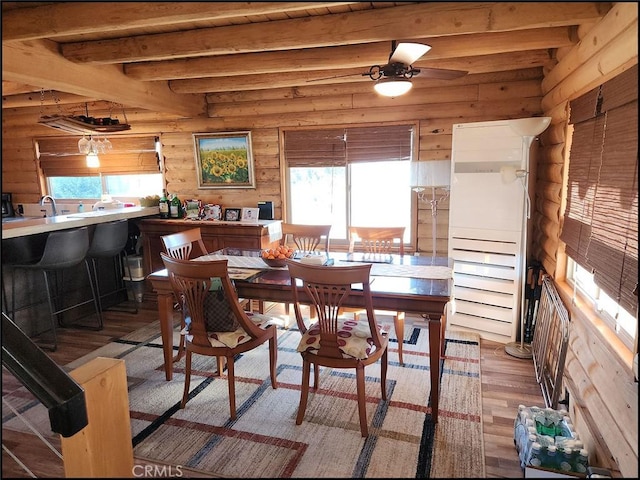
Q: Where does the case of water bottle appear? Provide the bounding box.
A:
[514,405,591,478]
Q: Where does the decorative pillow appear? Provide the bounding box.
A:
[181,311,276,349]
[297,318,388,360]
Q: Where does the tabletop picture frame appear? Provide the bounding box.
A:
[193,131,255,189]
[241,207,259,222]
[224,208,242,221]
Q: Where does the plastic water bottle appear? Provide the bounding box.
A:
[77,202,84,212]
[545,445,559,470]
[559,447,574,472]
[575,449,589,474]
[529,442,544,467]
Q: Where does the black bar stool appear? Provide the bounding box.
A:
[86,219,138,314]
[9,227,103,351]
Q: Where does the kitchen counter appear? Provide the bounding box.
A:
[1,206,160,239]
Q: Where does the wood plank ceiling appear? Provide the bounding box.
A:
[2,1,612,118]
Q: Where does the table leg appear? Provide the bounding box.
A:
[428,315,441,423]
[157,292,174,381]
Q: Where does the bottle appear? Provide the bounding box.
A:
[575,449,589,474]
[77,201,84,213]
[528,442,544,467]
[159,189,169,219]
[169,193,181,219]
[545,445,559,470]
[559,447,574,472]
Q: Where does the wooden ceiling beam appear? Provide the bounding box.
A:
[124,27,574,81]
[2,40,206,118]
[170,50,554,94]
[2,2,357,41]
[59,2,607,64]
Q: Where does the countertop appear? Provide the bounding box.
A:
[1,206,160,239]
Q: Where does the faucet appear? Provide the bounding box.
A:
[40,195,58,216]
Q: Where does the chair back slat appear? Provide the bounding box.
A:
[161,228,208,260]
[348,226,405,255]
[281,223,331,254]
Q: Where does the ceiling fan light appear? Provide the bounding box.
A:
[374,78,413,97]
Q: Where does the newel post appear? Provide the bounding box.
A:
[60,357,134,477]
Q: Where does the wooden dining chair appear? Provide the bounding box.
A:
[161,228,210,361]
[286,259,388,437]
[161,252,278,420]
[269,223,332,322]
[347,226,407,365]
[281,223,331,254]
[160,227,208,260]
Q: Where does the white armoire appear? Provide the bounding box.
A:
[447,117,550,344]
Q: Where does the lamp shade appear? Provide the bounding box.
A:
[509,117,551,137]
[374,78,412,97]
[411,160,450,188]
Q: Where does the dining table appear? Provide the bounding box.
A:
[147,247,453,422]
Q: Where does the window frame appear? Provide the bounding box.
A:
[281,123,419,250]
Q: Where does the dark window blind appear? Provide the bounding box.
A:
[37,135,159,176]
[562,64,638,314]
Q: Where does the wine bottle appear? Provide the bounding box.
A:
[159,189,169,219]
[169,193,181,218]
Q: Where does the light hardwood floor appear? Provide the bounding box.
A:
[2,297,545,478]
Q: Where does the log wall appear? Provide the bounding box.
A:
[2,68,545,255]
[535,3,638,478]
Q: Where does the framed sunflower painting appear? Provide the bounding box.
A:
[193,131,255,188]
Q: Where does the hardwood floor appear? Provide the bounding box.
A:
[2,297,545,478]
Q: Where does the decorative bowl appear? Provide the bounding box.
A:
[261,257,288,268]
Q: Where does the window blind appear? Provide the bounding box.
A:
[284,124,413,167]
[37,135,159,176]
[562,64,638,314]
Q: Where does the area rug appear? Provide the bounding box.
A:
[2,317,484,478]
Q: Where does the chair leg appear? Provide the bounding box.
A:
[296,357,311,426]
[381,349,388,401]
[227,354,236,420]
[41,270,58,352]
[84,260,104,329]
[216,356,225,376]
[313,363,320,389]
[394,311,405,365]
[173,311,187,362]
[181,351,193,409]
[269,334,278,389]
[355,364,368,437]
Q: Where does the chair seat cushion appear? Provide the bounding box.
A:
[182,311,276,349]
[297,318,389,360]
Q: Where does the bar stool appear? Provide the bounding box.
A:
[9,227,102,351]
[86,219,137,314]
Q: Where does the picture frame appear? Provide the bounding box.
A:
[193,131,255,189]
[223,208,242,221]
[241,207,259,222]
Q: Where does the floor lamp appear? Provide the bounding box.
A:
[504,117,551,359]
[411,160,451,257]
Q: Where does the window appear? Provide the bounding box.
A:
[36,134,163,201]
[284,125,414,245]
[567,258,637,350]
[561,64,638,351]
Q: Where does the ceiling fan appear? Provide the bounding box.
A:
[362,41,468,97]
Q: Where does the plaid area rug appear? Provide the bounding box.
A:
[2,318,484,478]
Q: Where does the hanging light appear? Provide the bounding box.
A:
[86,150,100,168]
[374,77,413,97]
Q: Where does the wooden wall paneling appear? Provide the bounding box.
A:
[564,313,638,477]
[477,78,542,101]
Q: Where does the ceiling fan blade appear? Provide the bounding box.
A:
[390,42,431,65]
[416,67,468,80]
